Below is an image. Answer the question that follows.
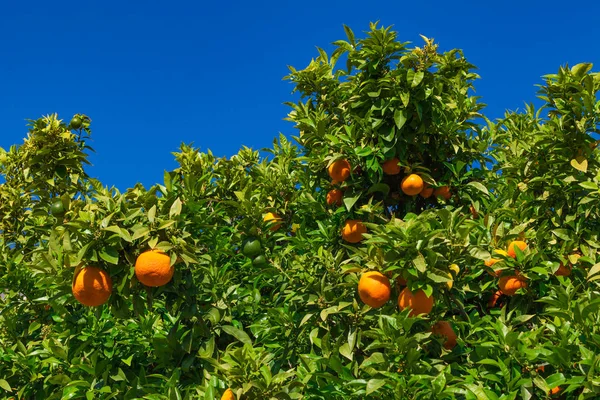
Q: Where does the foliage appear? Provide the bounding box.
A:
[1,23,600,399]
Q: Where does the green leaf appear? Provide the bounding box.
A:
[580,181,598,190]
[28,321,41,335]
[221,325,252,345]
[157,220,176,230]
[413,254,427,273]
[467,181,489,196]
[103,225,123,236]
[343,24,355,46]
[339,342,353,360]
[355,146,373,157]
[343,193,361,212]
[411,70,425,87]
[0,379,11,392]
[571,63,593,77]
[367,183,390,196]
[366,379,386,395]
[469,246,491,260]
[394,109,408,130]
[132,227,150,240]
[570,156,588,172]
[361,352,385,368]
[99,247,119,265]
[400,92,410,107]
[147,205,157,223]
[587,263,600,279]
[110,368,128,382]
[551,229,571,241]
[169,198,182,217]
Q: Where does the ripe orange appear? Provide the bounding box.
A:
[398,287,434,317]
[358,271,391,308]
[485,249,508,275]
[498,275,527,296]
[328,159,351,182]
[487,290,503,308]
[221,388,236,400]
[401,174,424,196]
[555,262,571,277]
[72,266,112,307]
[382,158,401,175]
[420,183,434,198]
[549,386,561,395]
[135,250,175,287]
[263,212,282,232]
[431,321,457,349]
[484,258,498,268]
[470,205,479,219]
[536,365,545,373]
[434,186,451,200]
[326,189,343,206]
[507,241,527,258]
[342,220,367,243]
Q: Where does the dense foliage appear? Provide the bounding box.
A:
[1,23,600,399]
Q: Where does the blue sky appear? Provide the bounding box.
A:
[1,1,599,190]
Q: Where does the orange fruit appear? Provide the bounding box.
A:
[555,262,571,276]
[487,290,503,308]
[342,220,367,243]
[135,250,175,287]
[536,365,545,373]
[507,240,527,258]
[263,212,282,232]
[484,250,508,275]
[328,159,351,182]
[498,275,527,296]
[398,287,434,317]
[358,271,391,308]
[326,189,343,206]
[401,174,424,196]
[484,258,499,268]
[72,266,112,307]
[431,321,457,349]
[549,386,561,395]
[382,158,401,175]
[434,186,451,200]
[470,205,479,219]
[420,183,434,198]
[221,388,236,400]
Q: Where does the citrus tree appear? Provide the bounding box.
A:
[1,23,600,399]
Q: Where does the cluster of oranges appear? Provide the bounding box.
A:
[72,212,285,308]
[486,241,580,307]
[327,158,452,204]
[345,233,581,352]
[71,249,175,307]
[356,271,456,349]
[327,158,453,244]
[324,158,459,349]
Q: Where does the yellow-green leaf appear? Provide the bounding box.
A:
[570,156,588,172]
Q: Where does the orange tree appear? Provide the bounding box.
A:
[1,23,600,399]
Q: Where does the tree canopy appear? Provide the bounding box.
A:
[1,23,600,399]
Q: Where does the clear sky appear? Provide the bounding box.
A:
[1,0,599,190]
